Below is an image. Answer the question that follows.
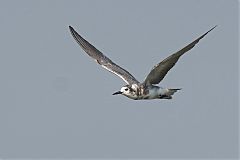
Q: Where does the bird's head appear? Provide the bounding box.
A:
[112,85,138,99]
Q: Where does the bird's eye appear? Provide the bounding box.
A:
[125,88,128,91]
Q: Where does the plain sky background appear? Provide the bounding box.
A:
[0,0,238,159]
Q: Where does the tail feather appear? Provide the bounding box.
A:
[159,88,181,99]
[168,88,181,94]
[169,88,181,92]
[166,88,181,98]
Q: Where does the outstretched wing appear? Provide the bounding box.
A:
[69,26,139,85]
[144,26,217,85]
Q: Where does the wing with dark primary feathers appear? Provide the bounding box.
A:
[69,26,139,85]
[144,26,217,85]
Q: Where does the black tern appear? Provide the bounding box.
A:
[69,25,216,100]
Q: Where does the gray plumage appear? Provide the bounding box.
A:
[69,25,216,100]
[144,25,217,85]
[69,26,139,85]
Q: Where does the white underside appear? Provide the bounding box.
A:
[146,87,168,99]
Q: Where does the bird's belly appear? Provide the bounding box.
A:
[142,89,159,99]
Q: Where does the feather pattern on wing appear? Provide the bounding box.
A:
[144,26,217,85]
[69,26,139,85]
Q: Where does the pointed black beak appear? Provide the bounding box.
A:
[112,91,122,95]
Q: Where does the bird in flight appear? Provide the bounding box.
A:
[69,25,216,100]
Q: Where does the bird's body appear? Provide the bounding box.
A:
[116,84,180,100]
[69,25,216,100]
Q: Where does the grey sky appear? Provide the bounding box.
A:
[0,0,238,159]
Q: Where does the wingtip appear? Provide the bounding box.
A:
[208,25,218,33]
[69,25,74,30]
[211,25,218,30]
[69,26,77,36]
[200,25,217,38]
